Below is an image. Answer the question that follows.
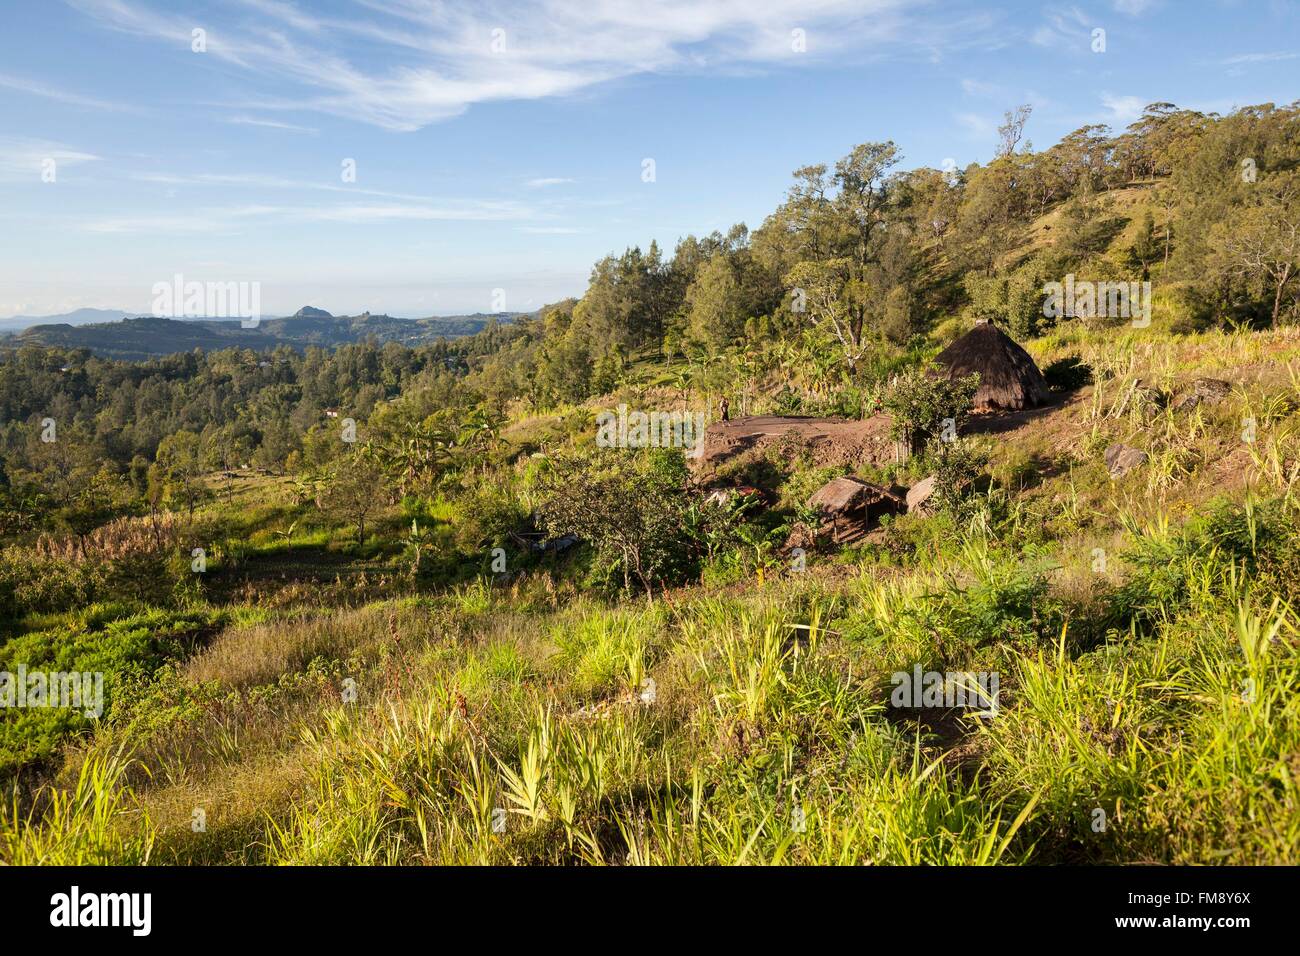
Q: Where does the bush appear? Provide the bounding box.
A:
[454,484,527,552]
[0,552,102,622]
[0,606,223,776]
[931,439,990,517]
[885,366,980,454]
[535,448,696,594]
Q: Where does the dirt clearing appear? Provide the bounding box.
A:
[695,414,897,475]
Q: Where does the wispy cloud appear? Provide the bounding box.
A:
[224,115,319,134]
[0,72,141,112]
[0,137,100,181]
[960,77,1001,98]
[66,0,1004,130]
[1030,5,1095,50]
[526,177,576,188]
[1113,0,1157,15]
[80,198,537,233]
[81,204,281,234]
[518,225,583,234]
[131,171,451,204]
[301,202,534,224]
[954,111,996,140]
[1220,51,1298,65]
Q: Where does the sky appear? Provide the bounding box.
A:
[0,0,1296,319]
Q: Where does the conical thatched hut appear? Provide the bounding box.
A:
[934,320,1049,411]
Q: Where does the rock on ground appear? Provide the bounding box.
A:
[1105,443,1149,478]
[906,475,937,512]
[1171,378,1232,414]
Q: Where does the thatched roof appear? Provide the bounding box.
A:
[808,476,902,514]
[934,320,1049,411]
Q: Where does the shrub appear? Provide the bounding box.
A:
[535,448,696,594]
[1042,356,1093,392]
[885,366,980,454]
[931,439,991,518]
[0,606,222,776]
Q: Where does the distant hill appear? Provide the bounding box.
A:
[0,308,132,333]
[0,310,522,359]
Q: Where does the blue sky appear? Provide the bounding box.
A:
[0,0,1296,318]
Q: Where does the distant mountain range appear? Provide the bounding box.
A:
[0,308,133,333]
[0,307,521,359]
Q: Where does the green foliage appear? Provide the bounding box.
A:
[315,454,389,545]
[963,257,1054,338]
[0,606,223,775]
[550,606,663,698]
[7,102,1300,869]
[1042,356,1093,391]
[534,448,698,594]
[452,484,526,553]
[931,439,991,518]
[0,751,154,865]
[884,366,980,450]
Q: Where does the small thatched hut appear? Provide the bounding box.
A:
[807,477,904,543]
[934,319,1049,411]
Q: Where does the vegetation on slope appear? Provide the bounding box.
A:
[1,101,1299,864]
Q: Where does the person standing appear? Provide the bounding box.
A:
[719,396,730,422]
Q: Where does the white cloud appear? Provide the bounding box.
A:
[130,170,438,202]
[301,202,533,224]
[1100,92,1146,123]
[0,72,141,112]
[1030,6,1093,50]
[1030,26,1057,47]
[1113,0,1156,15]
[1220,51,1299,65]
[954,111,996,139]
[81,204,282,234]
[80,198,536,234]
[66,0,1005,130]
[960,77,1001,97]
[518,225,583,234]
[0,138,100,180]
[526,177,576,188]
[224,115,319,134]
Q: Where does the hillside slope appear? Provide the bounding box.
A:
[3,322,1298,866]
[2,311,523,359]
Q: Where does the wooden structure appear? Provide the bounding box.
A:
[807,476,904,543]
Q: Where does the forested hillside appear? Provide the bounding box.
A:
[2,311,520,360]
[2,101,1298,866]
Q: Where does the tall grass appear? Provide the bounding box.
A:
[0,750,154,865]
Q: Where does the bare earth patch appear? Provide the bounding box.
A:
[695,414,897,475]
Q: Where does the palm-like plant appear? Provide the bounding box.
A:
[400,518,433,578]
[370,418,455,494]
[456,408,507,475]
[669,366,693,402]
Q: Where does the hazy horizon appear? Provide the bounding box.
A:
[0,305,528,325]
